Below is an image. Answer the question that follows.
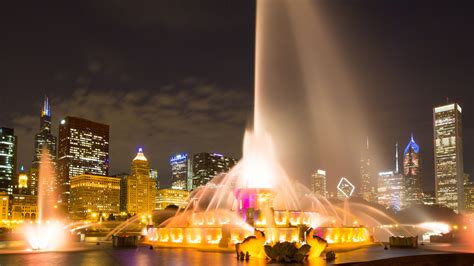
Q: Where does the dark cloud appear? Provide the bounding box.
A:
[12,81,251,187]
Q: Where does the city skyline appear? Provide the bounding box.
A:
[1,1,474,192]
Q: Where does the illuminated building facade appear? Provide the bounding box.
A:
[377,171,404,211]
[191,152,236,190]
[125,148,156,216]
[422,192,436,206]
[30,97,57,196]
[156,188,189,210]
[0,192,9,220]
[70,174,120,220]
[57,117,109,205]
[11,194,37,221]
[465,174,474,213]
[311,169,327,197]
[465,183,474,213]
[433,103,464,212]
[16,166,29,195]
[403,134,423,207]
[0,127,17,195]
[150,169,160,190]
[359,138,371,201]
[170,153,191,191]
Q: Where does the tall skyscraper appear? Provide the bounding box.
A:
[359,137,371,201]
[433,103,464,213]
[57,116,109,205]
[311,169,327,197]
[124,148,156,216]
[170,153,191,191]
[191,152,236,190]
[30,96,57,196]
[0,127,17,194]
[403,134,423,207]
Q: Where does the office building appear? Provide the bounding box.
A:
[191,152,236,190]
[422,192,437,206]
[0,128,17,195]
[311,169,327,197]
[16,166,29,195]
[70,174,120,220]
[433,103,464,212]
[465,175,474,213]
[156,188,189,210]
[0,192,9,220]
[57,117,109,205]
[403,134,423,207]
[10,194,37,221]
[170,153,191,190]
[30,97,57,196]
[124,148,156,216]
[377,171,405,211]
[150,169,160,190]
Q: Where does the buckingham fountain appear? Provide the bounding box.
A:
[144,0,372,260]
[12,0,462,261]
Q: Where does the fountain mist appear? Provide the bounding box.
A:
[23,149,66,250]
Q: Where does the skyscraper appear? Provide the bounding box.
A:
[311,169,327,197]
[30,96,57,196]
[170,153,191,191]
[359,137,371,201]
[0,127,17,194]
[377,143,405,210]
[124,148,156,216]
[57,116,109,205]
[433,103,464,213]
[403,134,423,207]
[377,171,405,211]
[191,152,236,190]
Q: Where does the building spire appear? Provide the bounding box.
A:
[41,95,50,117]
[395,142,399,173]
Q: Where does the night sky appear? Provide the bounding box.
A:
[1,0,473,191]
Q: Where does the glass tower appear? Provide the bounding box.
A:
[191,152,236,190]
[433,103,464,213]
[0,127,17,194]
[311,169,327,197]
[170,153,190,191]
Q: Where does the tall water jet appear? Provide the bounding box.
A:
[23,149,66,250]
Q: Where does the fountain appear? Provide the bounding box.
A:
[22,149,67,250]
[145,0,372,259]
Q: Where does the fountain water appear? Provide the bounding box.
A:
[146,0,374,258]
[22,149,67,250]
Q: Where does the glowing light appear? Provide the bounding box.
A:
[24,221,66,250]
[337,177,355,198]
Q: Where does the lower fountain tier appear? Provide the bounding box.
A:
[147,226,370,246]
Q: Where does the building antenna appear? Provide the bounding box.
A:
[395,142,399,173]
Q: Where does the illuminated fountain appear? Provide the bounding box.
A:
[146,2,372,258]
[22,149,67,250]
